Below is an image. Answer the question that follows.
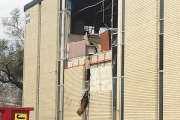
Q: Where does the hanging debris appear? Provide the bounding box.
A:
[77,90,89,116]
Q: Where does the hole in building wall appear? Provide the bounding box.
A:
[69,0,118,34]
[66,0,118,117]
[66,0,118,59]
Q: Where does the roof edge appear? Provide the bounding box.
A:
[24,0,43,12]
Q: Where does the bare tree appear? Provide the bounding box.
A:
[0,8,24,89]
[2,8,24,46]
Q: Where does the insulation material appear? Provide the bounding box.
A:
[68,40,86,59]
[64,66,85,120]
[124,0,158,119]
[23,5,40,120]
[164,1,180,119]
[89,62,112,120]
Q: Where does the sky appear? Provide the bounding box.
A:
[0,0,32,38]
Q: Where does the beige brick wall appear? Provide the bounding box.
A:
[39,0,58,119]
[24,0,59,120]
[23,5,40,120]
[24,0,180,120]
[164,1,180,119]
[64,67,85,120]
[118,0,180,120]
[123,0,158,119]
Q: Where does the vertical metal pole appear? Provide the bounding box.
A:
[60,0,68,120]
[159,0,164,119]
[111,0,116,120]
[57,0,62,119]
[36,2,41,120]
[120,0,125,120]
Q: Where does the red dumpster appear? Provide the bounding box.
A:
[0,107,34,120]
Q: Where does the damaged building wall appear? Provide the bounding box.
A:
[23,0,180,120]
[90,62,112,92]
[89,62,112,120]
[88,51,112,120]
[71,0,118,34]
[24,0,116,120]
[64,51,112,120]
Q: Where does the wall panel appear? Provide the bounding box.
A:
[89,62,112,120]
[64,66,85,120]
[39,0,58,119]
[23,5,40,120]
[164,1,180,119]
[124,0,158,119]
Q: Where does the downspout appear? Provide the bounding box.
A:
[36,2,42,120]
[61,0,68,120]
[56,0,62,119]
[111,1,117,120]
[58,0,67,120]
[159,0,164,119]
[120,0,125,119]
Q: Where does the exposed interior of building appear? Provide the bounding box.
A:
[23,0,119,120]
[23,0,180,119]
[65,0,118,119]
[70,0,118,34]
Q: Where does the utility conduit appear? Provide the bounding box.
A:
[159,0,164,119]
[120,0,125,119]
[36,2,42,120]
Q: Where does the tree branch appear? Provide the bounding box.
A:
[0,68,22,89]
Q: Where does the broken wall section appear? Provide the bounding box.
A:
[89,61,112,120]
[65,50,112,120]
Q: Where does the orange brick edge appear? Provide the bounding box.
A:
[66,59,112,69]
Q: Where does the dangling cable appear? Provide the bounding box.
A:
[102,0,105,23]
